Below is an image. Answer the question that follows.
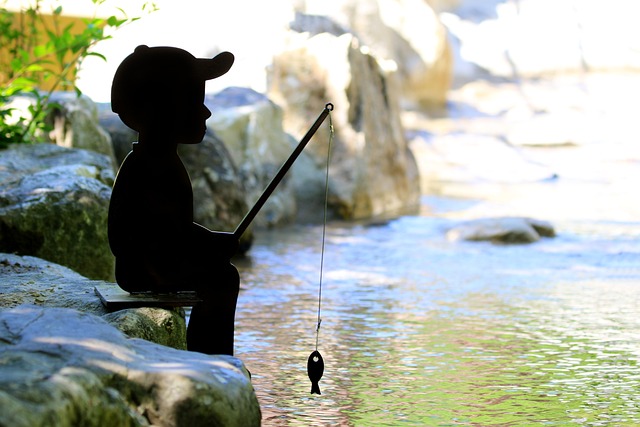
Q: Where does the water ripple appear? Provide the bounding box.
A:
[233,217,640,426]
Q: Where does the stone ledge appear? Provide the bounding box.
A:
[0,306,261,427]
[0,253,187,349]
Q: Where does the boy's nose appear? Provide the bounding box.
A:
[203,105,212,119]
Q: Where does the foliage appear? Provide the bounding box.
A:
[0,0,157,148]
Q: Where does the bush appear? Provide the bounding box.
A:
[0,0,156,148]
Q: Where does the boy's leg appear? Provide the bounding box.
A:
[187,266,240,355]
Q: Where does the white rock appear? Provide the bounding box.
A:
[269,33,421,221]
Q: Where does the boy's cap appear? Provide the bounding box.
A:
[111,45,234,114]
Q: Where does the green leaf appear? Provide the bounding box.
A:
[115,7,129,19]
[85,51,107,61]
[19,49,31,64]
[25,64,44,73]
[106,16,126,27]
[9,76,37,90]
[45,29,57,40]
[33,44,50,58]
[10,58,23,72]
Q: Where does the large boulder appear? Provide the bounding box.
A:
[0,143,114,280]
[206,87,297,229]
[0,252,187,350]
[269,32,421,221]
[45,92,117,167]
[295,0,453,108]
[0,305,261,427]
[97,103,138,168]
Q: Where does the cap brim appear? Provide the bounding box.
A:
[197,51,234,80]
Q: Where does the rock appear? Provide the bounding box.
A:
[440,0,640,80]
[0,253,187,349]
[0,306,261,427]
[206,87,297,229]
[446,217,555,244]
[102,308,187,351]
[45,92,117,166]
[0,252,106,315]
[289,10,351,37]
[0,141,114,185]
[527,217,556,238]
[308,0,452,109]
[0,143,115,280]
[97,103,138,168]
[269,32,421,221]
[426,0,461,12]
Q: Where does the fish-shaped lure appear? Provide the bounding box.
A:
[307,350,324,394]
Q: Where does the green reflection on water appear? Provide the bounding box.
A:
[340,288,640,426]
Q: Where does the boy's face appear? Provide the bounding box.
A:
[159,80,211,145]
[173,81,211,145]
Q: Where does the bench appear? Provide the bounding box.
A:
[94,284,202,311]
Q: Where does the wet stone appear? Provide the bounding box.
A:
[446,217,555,244]
[0,306,260,427]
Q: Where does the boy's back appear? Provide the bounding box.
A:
[109,143,194,292]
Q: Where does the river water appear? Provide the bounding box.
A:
[233,196,640,426]
[231,75,640,426]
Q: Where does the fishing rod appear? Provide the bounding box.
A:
[233,102,334,240]
[232,102,334,396]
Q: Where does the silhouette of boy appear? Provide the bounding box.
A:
[108,45,238,355]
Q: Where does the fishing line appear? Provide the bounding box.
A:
[315,108,333,351]
[307,103,333,395]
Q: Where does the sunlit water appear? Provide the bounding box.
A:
[231,195,640,426]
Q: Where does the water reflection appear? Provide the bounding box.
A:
[233,215,640,426]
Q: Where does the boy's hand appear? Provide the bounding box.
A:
[192,223,238,258]
[210,231,239,258]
